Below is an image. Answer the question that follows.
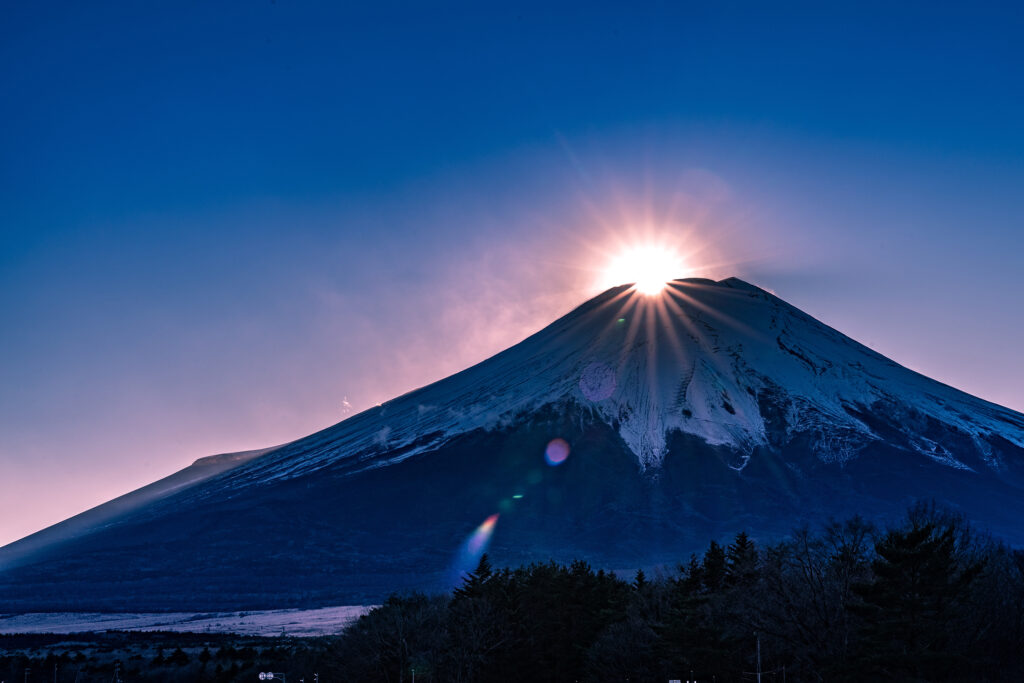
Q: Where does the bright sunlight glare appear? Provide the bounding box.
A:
[603,244,690,295]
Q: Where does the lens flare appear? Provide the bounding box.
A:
[450,513,500,586]
[545,438,571,466]
[467,513,499,555]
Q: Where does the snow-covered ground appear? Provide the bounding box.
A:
[0,605,370,636]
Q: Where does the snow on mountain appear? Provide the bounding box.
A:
[210,277,1024,488]
[4,276,1024,612]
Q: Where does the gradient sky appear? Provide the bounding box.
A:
[2,2,1024,546]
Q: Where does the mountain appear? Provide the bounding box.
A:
[2,277,1023,611]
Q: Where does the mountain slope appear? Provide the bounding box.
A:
[0,447,275,569]
[2,278,1023,611]
[174,277,1024,485]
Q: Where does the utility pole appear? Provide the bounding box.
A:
[755,632,761,683]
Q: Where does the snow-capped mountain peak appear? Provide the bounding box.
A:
[5,277,1024,611]
[221,277,1024,485]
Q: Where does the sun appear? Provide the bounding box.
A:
[603,244,689,295]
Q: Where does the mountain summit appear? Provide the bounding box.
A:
[3,278,1023,610]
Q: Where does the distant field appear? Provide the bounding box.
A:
[0,605,370,637]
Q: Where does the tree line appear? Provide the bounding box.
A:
[327,503,1024,682]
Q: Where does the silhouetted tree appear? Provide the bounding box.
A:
[331,593,447,682]
[702,540,727,592]
[725,531,758,587]
[317,506,1024,683]
[453,554,494,600]
[853,520,982,680]
[166,647,188,666]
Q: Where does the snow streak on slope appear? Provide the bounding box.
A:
[209,278,1024,490]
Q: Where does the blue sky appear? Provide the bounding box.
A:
[2,1,1023,544]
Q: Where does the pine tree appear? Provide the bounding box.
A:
[167,647,189,666]
[679,554,704,593]
[454,553,495,600]
[853,521,982,680]
[655,549,732,678]
[633,568,648,591]
[726,531,758,586]
[702,540,727,592]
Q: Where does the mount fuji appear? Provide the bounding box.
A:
[2,277,1023,611]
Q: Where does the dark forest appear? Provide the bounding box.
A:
[9,502,1021,682]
